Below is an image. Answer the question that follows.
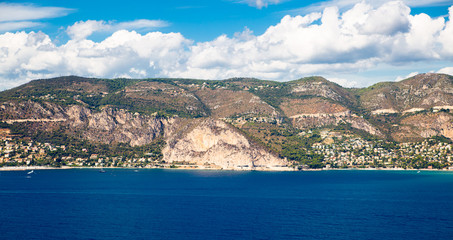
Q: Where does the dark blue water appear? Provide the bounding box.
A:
[1,169,452,239]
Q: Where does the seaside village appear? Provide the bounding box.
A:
[1,127,453,170]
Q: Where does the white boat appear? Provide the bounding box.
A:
[27,170,34,175]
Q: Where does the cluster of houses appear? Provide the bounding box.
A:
[1,135,453,170]
[0,140,50,165]
[0,139,162,168]
[312,138,453,169]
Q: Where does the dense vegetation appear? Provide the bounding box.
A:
[237,121,325,168]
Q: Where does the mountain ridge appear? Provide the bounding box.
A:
[1,73,453,169]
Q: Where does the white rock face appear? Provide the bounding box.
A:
[163,118,289,170]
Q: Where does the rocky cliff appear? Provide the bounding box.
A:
[0,100,167,146]
[162,118,288,170]
[359,73,453,112]
[0,100,288,169]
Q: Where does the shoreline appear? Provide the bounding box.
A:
[0,166,295,172]
[0,166,74,171]
[1,166,452,172]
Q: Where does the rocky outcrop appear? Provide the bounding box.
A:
[392,112,453,142]
[195,88,280,120]
[291,112,383,137]
[0,101,168,146]
[162,118,289,170]
[279,98,382,136]
[360,73,453,112]
[292,81,345,102]
[0,100,66,119]
[66,105,168,146]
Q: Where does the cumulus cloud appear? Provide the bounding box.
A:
[175,1,452,80]
[357,1,411,35]
[66,20,105,40]
[0,3,73,32]
[1,1,453,89]
[0,30,190,89]
[67,20,169,40]
[439,6,453,55]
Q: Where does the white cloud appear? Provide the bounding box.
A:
[177,1,444,80]
[438,67,453,75]
[402,0,452,7]
[0,3,73,22]
[395,72,419,81]
[0,3,73,32]
[66,20,169,40]
[0,21,43,32]
[326,77,358,87]
[1,1,453,90]
[297,0,370,14]
[439,6,453,55]
[239,0,284,9]
[67,20,105,40]
[116,19,168,29]
[0,30,190,89]
[358,1,411,35]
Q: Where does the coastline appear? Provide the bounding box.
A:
[0,166,295,172]
[1,165,452,172]
[0,166,74,171]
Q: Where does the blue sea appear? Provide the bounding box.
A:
[1,169,452,239]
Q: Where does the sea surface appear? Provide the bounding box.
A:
[0,169,452,239]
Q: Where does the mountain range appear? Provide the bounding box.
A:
[1,73,452,170]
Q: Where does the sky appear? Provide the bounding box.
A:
[0,0,453,90]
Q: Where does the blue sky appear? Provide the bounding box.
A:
[3,0,450,42]
[0,0,453,89]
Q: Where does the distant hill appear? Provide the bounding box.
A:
[1,73,452,169]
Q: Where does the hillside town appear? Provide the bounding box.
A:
[2,134,453,170]
[312,137,453,170]
[0,138,163,169]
